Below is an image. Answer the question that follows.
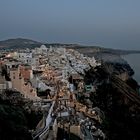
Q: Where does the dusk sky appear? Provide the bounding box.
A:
[0,0,140,49]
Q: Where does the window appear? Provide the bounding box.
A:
[19,73,22,79]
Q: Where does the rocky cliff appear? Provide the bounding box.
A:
[84,64,140,140]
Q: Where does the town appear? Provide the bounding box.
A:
[0,45,105,140]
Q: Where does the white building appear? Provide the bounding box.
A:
[17,52,33,64]
[34,45,48,54]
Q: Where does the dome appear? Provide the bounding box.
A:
[40,44,47,49]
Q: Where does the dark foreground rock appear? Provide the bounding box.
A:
[0,90,43,140]
[84,65,140,140]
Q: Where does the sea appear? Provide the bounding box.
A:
[122,53,140,83]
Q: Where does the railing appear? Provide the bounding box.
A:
[32,101,55,140]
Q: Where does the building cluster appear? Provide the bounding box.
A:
[0,45,104,140]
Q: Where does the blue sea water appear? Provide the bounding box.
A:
[122,54,140,83]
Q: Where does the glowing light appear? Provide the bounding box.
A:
[6,54,11,58]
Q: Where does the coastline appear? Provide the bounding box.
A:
[122,53,140,83]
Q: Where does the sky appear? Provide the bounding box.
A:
[0,0,140,49]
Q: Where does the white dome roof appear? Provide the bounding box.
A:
[40,45,47,49]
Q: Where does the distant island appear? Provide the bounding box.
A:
[0,38,140,55]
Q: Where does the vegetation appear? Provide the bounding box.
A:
[0,90,43,140]
[57,127,81,140]
[37,89,51,98]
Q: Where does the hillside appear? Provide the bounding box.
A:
[0,38,140,57]
[0,38,42,49]
[84,64,140,140]
[0,90,42,140]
